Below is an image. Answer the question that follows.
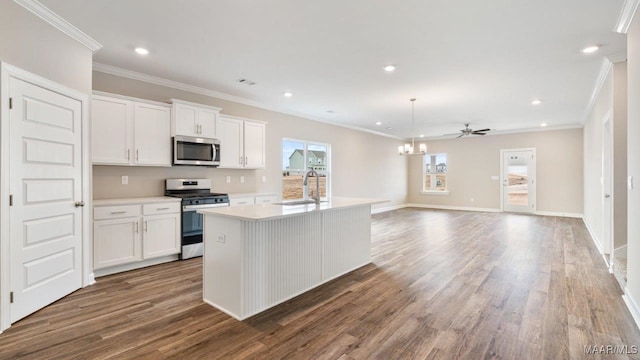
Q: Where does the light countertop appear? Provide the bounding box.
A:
[93,196,181,206]
[197,197,387,221]
[228,192,278,198]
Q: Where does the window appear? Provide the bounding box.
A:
[282,139,330,200]
[423,153,448,193]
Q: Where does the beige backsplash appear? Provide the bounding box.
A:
[92,165,268,199]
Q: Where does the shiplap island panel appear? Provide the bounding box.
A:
[198,197,386,320]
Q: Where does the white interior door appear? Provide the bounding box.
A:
[602,116,613,257]
[502,149,536,213]
[9,77,83,323]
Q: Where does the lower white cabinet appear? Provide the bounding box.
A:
[229,194,278,207]
[93,198,181,274]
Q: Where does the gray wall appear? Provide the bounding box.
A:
[0,1,93,93]
[407,128,584,214]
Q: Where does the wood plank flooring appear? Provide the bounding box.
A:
[1,208,639,359]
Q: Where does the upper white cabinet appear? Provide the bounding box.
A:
[92,92,171,167]
[217,115,266,169]
[170,99,221,138]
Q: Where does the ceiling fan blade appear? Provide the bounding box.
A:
[473,128,491,132]
[472,132,487,135]
[456,134,465,138]
[443,133,461,136]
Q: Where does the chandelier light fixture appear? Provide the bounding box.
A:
[398,98,427,155]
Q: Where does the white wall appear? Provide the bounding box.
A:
[92,71,408,209]
[626,8,640,312]
[613,62,628,250]
[407,128,584,214]
[583,69,613,248]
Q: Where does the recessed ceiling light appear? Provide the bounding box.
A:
[283,92,293,97]
[420,134,424,138]
[540,123,548,127]
[531,99,542,105]
[384,65,396,72]
[375,121,382,126]
[581,46,599,54]
[135,47,149,55]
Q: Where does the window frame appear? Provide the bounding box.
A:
[421,153,449,195]
[282,138,331,200]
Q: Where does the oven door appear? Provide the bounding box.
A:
[180,203,228,259]
[173,135,220,166]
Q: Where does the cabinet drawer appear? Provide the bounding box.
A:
[229,197,255,206]
[255,195,277,204]
[94,205,140,220]
[143,202,180,215]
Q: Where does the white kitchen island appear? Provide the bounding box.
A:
[198,197,386,320]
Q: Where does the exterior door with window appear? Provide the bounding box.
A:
[502,149,536,213]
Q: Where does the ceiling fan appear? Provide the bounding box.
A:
[445,124,492,138]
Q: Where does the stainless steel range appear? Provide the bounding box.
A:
[165,178,229,259]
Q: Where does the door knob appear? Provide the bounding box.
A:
[604,194,611,198]
[75,201,85,207]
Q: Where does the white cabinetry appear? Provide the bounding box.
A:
[170,99,221,138]
[92,93,171,167]
[93,198,181,276]
[217,115,266,169]
[229,193,278,206]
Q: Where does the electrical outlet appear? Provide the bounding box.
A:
[226,176,231,184]
[240,176,245,184]
[262,175,266,183]
[121,176,128,185]
[217,235,226,244]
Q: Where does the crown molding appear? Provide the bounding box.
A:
[92,62,404,141]
[581,58,613,124]
[13,0,102,52]
[606,52,628,63]
[616,0,640,33]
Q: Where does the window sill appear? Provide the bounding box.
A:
[421,191,449,196]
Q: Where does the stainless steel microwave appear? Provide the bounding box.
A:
[173,135,220,167]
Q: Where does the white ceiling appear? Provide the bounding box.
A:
[40,0,627,139]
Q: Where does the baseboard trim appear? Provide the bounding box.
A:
[535,211,583,218]
[94,255,179,278]
[85,272,96,287]
[583,217,604,254]
[615,245,628,259]
[407,203,501,213]
[371,204,408,214]
[623,287,640,331]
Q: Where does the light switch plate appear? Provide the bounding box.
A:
[226,176,231,184]
[217,235,225,244]
[629,176,634,190]
[121,176,128,185]
[240,176,245,183]
[262,175,266,183]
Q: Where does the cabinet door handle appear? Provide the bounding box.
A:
[198,124,202,134]
[194,123,198,134]
[245,156,248,166]
[127,149,130,161]
[111,211,126,215]
[144,221,148,232]
[157,207,170,210]
[239,156,243,165]
[135,221,139,234]
[136,149,139,161]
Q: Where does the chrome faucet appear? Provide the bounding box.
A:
[303,168,321,204]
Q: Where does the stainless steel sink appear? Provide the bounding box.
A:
[272,200,328,205]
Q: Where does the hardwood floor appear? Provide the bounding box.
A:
[1,208,639,359]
